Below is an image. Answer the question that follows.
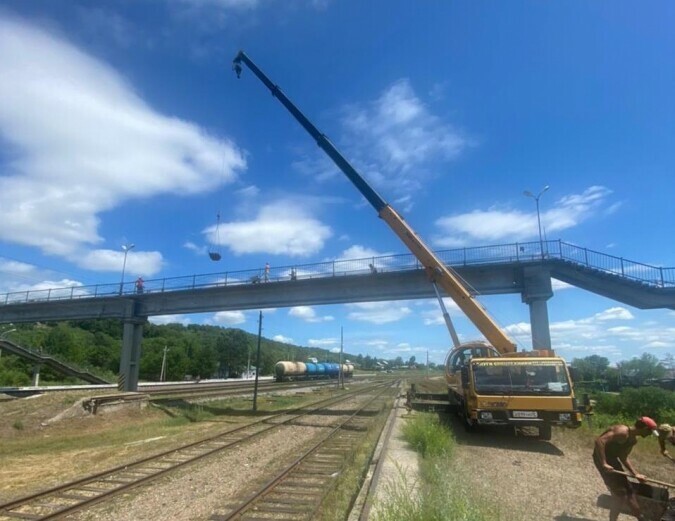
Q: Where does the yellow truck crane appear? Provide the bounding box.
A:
[232,51,585,440]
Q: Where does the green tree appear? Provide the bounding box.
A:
[619,353,666,386]
[571,355,610,382]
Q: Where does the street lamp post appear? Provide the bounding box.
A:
[119,243,135,295]
[523,185,549,259]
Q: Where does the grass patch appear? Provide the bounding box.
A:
[401,412,453,458]
[373,412,502,521]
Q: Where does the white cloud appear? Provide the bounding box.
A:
[502,307,673,360]
[420,298,462,326]
[78,249,163,276]
[4,279,87,302]
[336,245,386,261]
[552,278,573,291]
[347,301,412,324]
[0,258,35,275]
[0,16,245,261]
[340,79,469,196]
[206,200,332,257]
[273,334,294,344]
[212,310,246,325]
[288,306,334,323]
[184,241,208,256]
[592,307,634,322]
[433,186,613,247]
[308,337,338,347]
[150,314,192,326]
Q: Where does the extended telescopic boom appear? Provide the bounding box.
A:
[233,51,516,353]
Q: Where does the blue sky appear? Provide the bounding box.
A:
[0,1,673,366]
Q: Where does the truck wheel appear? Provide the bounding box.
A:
[463,413,476,432]
[538,424,552,440]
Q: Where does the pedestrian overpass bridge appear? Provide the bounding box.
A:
[1,240,673,391]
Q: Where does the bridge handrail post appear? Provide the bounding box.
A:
[48,288,52,301]
[660,267,664,287]
[620,258,625,277]
[463,247,467,266]
[161,278,165,292]
[192,274,196,289]
[584,247,589,267]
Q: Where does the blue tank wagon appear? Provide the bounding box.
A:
[275,361,354,382]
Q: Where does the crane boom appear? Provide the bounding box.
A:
[233,51,517,353]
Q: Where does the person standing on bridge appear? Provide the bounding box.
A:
[135,277,144,294]
[264,262,270,282]
[593,416,659,521]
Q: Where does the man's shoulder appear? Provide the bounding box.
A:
[600,424,630,439]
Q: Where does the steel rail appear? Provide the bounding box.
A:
[146,378,347,398]
[212,381,400,521]
[0,382,389,520]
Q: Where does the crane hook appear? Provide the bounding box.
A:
[233,55,243,78]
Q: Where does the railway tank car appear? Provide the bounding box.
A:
[275,361,354,382]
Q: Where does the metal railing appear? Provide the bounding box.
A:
[1,240,673,306]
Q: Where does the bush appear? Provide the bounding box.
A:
[0,368,31,387]
[593,387,675,424]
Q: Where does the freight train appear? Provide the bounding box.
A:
[274,360,354,382]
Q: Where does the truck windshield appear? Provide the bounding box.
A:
[472,361,571,396]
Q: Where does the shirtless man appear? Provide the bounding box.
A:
[657,423,675,462]
[593,416,659,521]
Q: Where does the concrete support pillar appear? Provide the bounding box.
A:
[118,301,146,392]
[521,267,554,350]
[32,364,40,386]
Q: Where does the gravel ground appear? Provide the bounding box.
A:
[7,384,667,521]
[1,388,383,520]
[447,418,661,521]
[69,423,327,521]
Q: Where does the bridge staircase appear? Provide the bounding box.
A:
[0,339,110,385]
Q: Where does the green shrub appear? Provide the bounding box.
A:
[12,420,24,430]
[0,368,31,387]
[401,413,454,458]
[594,387,675,423]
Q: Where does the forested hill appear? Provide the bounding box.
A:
[0,320,369,386]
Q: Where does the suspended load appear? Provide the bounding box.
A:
[208,212,222,261]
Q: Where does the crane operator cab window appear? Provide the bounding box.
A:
[446,344,498,374]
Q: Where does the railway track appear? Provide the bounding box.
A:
[147,378,356,399]
[210,381,400,521]
[0,382,391,521]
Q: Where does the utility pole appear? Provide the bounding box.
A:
[338,326,344,390]
[160,345,169,382]
[426,350,429,380]
[252,311,263,412]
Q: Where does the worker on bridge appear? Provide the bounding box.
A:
[593,416,659,521]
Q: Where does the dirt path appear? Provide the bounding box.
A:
[448,418,659,521]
